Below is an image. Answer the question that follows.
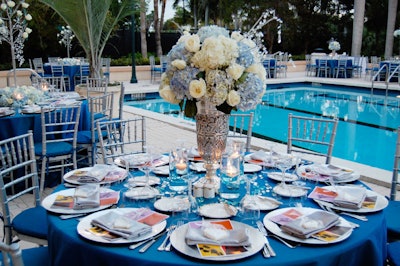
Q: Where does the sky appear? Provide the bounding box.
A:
[150,1,176,20]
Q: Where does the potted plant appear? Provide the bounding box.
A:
[39,0,135,81]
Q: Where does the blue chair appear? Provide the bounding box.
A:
[35,103,82,194]
[150,56,162,83]
[316,58,330,78]
[0,131,48,246]
[0,242,49,266]
[74,60,90,85]
[50,62,71,91]
[385,126,400,242]
[305,54,317,76]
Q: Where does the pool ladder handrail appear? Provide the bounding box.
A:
[371,63,400,100]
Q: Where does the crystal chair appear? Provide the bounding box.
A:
[0,131,48,245]
[287,113,338,164]
[384,126,400,242]
[0,241,49,266]
[316,57,330,78]
[77,93,114,166]
[97,117,146,165]
[305,54,317,77]
[228,112,254,153]
[49,62,70,91]
[32,58,50,78]
[334,57,350,78]
[35,103,82,194]
[150,55,162,83]
[86,77,108,97]
[42,76,65,92]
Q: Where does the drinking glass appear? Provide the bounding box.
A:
[219,152,241,200]
[274,154,295,191]
[137,152,157,195]
[169,145,189,194]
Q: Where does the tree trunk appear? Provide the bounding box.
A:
[160,0,166,31]
[153,0,163,57]
[385,0,398,59]
[351,0,365,56]
[140,0,148,59]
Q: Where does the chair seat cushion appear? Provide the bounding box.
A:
[22,246,49,266]
[387,241,400,266]
[12,206,48,240]
[77,130,107,144]
[34,142,74,157]
[385,201,400,239]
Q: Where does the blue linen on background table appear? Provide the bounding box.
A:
[46,167,387,266]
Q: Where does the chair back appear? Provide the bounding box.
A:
[101,58,111,82]
[76,60,90,85]
[390,127,400,200]
[287,113,338,164]
[42,76,65,92]
[228,113,254,153]
[86,77,108,96]
[150,56,162,83]
[97,117,146,165]
[0,131,40,244]
[32,58,45,75]
[0,241,24,266]
[89,92,114,143]
[50,63,64,77]
[118,82,125,120]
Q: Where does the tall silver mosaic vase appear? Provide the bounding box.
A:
[195,101,229,183]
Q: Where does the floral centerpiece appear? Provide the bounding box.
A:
[0,86,44,108]
[159,25,267,118]
[328,39,341,52]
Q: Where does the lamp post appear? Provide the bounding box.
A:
[130,11,137,84]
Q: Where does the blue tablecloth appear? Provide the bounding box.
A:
[315,59,353,78]
[46,167,387,266]
[0,100,90,143]
[44,64,88,91]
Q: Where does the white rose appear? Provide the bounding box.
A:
[231,31,244,41]
[189,79,206,99]
[226,63,245,80]
[22,2,29,8]
[25,14,32,21]
[1,3,7,10]
[25,27,32,34]
[171,59,186,70]
[226,90,240,107]
[185,34,200,53]
[0,18,3,24]
[7,1,15,8]
[159,86,181,104]
[16,10,22,16]
[22,32,28,38]
[177,32,190,44]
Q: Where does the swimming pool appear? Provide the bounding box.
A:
[125,82,400,171]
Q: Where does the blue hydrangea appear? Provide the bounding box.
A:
[170,66,201,100]
[236,42,254,69]
[197,25,229,42]
[236,73,265,111]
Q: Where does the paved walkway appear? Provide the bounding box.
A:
[9,68,400,250]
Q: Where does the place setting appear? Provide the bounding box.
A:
[63,164,128,186]
[296,164,361,183]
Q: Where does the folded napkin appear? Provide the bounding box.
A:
[185,221,250,247]
[73,184,100,210]
[120,153,162,167]
[91,211,152,239]
[332,186,367,209]
[188,147,200,158]
[69,165,110,183]
[312,164,353,180]
[241,195,282,210]
[250,150,268,161]
[280,210,340,239]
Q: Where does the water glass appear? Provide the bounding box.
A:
[219,152,241,199]
[169,147,189,177]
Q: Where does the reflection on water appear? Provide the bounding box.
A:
[126,84,400,171]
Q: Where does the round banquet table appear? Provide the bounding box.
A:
[46,168,387,266]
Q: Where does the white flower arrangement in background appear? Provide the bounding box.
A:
[57,25,75,58]
[394,29,400,37]
[159,25,267,118]
[328,39,341,51]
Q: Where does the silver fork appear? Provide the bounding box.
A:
[165,221,183,252]
[317,202,360,228]
[256,220,275,257]
[325,206,368,221]
[157,225,176,251]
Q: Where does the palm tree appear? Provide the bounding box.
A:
[384,0,398,59]
[39,0,135,79]
[153,0,162,57]
[351,0,365,56]
[140,0,148,59]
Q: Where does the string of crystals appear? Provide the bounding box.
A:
[57,25,75,58]
[0,0,32,66]
[242,9,283,58]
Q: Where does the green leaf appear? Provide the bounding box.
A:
[184,99,197,118]
[216,101,235,114]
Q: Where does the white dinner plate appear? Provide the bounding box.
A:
[42,188,119,215]
[170,220,264,261]
[267,172,299,182]
[124,187,160,200]
[154,197,190,212]
[244,163,262,173]
[296,165,360,183]
[114,154,168,169]
[126,176,161,187]
[198,203,237,218]
[77,208,167,244]
[313,186,389,213]
[241,195,282,211]
[63,165,127,185]
[273,184,309,197]
[153,165,169,175]
[263,207,353,245]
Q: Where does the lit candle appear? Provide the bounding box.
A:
[14,93,23,101]
[41,83,48,92]
[226,159,238,177]
[175,160,187,171]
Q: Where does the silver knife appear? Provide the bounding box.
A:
[129,230,166,250]
[257,220,276,257]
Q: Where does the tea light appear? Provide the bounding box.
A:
[175,161,187,171]
[14,93,23,101]
[41,83,48,92]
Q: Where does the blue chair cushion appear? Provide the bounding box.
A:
[385,201,400,239]
[77,130,107,144]
[34,142,74,157]
[387,241,400,266]
[12,206,48,239]
[22,246,49,266]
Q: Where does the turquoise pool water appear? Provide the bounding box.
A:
[125,82,400,171]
